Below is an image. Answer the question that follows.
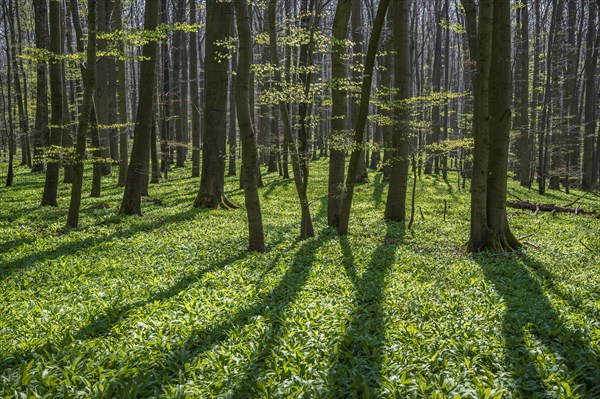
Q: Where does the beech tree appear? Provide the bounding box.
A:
[193,0,234,209]
[41,0,64,206]
[67,0,97,228]
[234,0,265,252]
[120,0,160,215]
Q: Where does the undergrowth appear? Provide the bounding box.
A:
[1,160,599,398]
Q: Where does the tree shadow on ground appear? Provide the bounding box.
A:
[223,230,335,396]
[0,207,209,283]
[94,231,333,396]
[476,252,600,397]
[326,222,404,398]
[262,177,294,199]
[372,173,386,208]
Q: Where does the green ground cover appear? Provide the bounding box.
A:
[1,160,599,398]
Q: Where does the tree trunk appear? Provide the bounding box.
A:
[583,0,597,189]
[190,0,201,178]
[120,0,160,215]
[41,0,64,207]
[193,0,234,209]
[486,0,520,251]
[67,0,96,228]
[514,0,531,187]
[235,0,265,252]
[338,0,390,235]
[116,0,129,187]
[466,0,493,252]
[268,0,314,239]
[95,0,112,176]
[32,0,49,173]
[384,0,411,222]
[327,0,352,228]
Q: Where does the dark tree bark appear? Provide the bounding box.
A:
[193,0,234,209]
[190,0,201,178]
[5,0,30,171]
[95,0,112,176]
[116,0,129,187]
[583,0,597,189]
[2,3,15,187]
[120,0,160,215]
[268,0,314,239]
[514,0,531,187]
[465,0,493,251]
[32,0,49,173]
[338,0,390,235]
[327,0,352,228]
[67,0,97,228]
[350,0,369,183]
[466,0,520,252]
[234,0,265,252]
[228,24,238,177]
[384,0,411,222]
[485,0,520,251]
[41,0,64,206]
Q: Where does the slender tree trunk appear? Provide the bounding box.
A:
[235,0,265,252]
[338,0,390,235]
[32,0,49,173]
[583,0,597,189]
[2,4,15,187]
[67,0,97,228]
[228,26,238,177]
[268,0,314,239]
[515,0,531,187]
[120,0,160,215]
[96,0,111,176]
[190,0,201,178]
[41,0,64,206]
[116,0,129,187]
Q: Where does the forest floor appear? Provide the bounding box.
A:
[1,160,599,398]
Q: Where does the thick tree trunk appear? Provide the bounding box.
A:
[120,0,160,215]
[466,0,493,252]
[327,0,352,228]
[486,0,520,251]
[235,0,265,252]
[194,0,234,209]
[384,0,411,222]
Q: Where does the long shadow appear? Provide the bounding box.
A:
[0,207,208,282]
[372,173,386,208]
[262,177,293,199]
[0,244,251,370]
[96,231,333,396]
[0,237,35,254]
[223,230,335,396]
[476,253,600,397]
[326,222,404,398]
